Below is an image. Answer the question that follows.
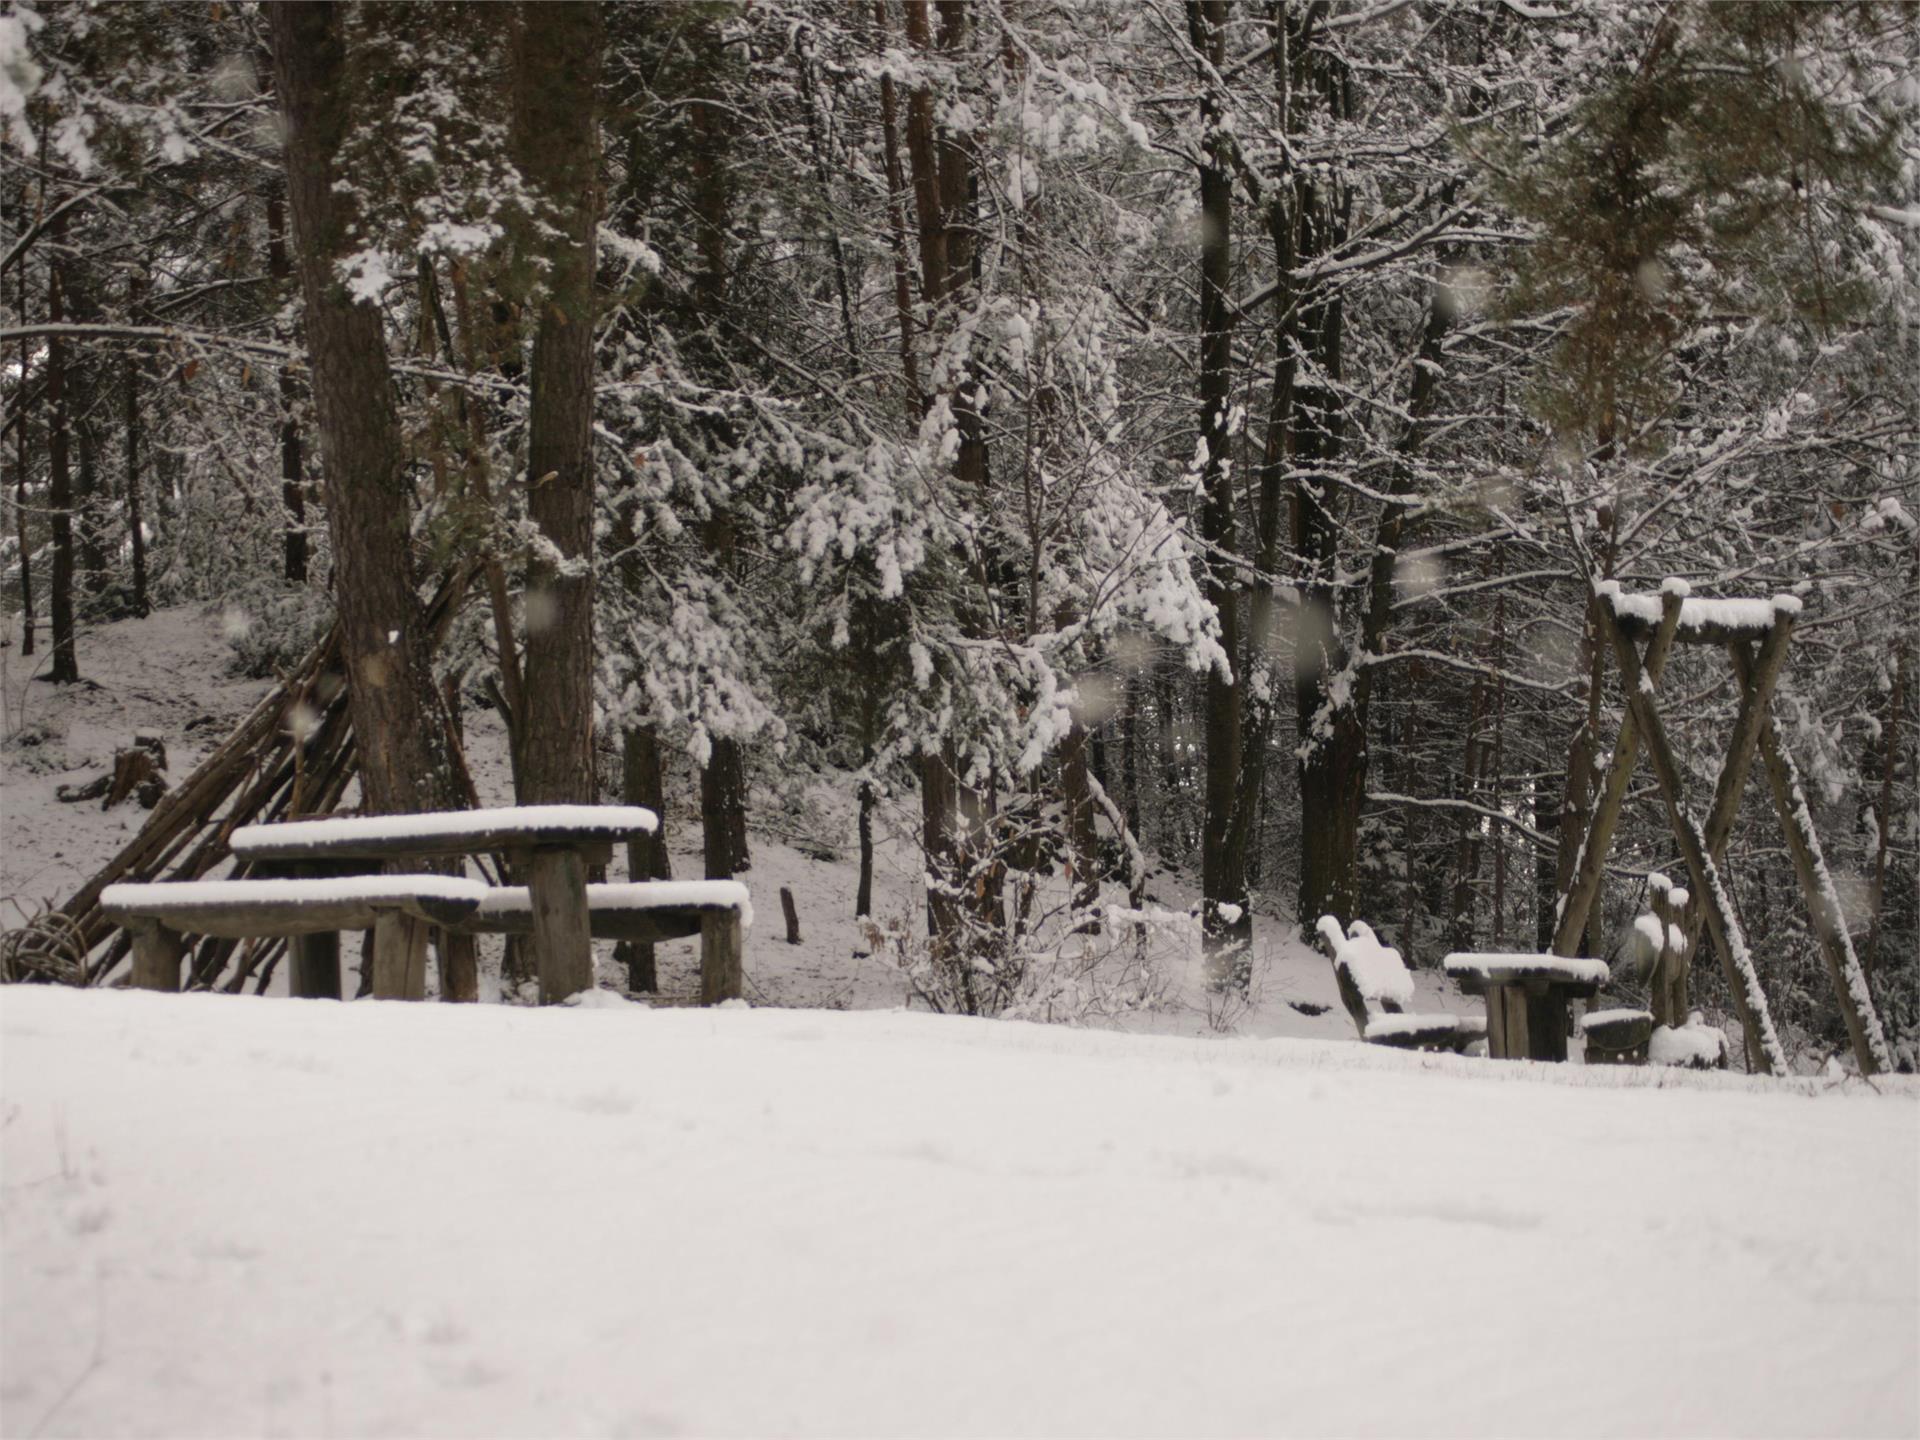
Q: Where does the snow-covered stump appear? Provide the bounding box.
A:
[1581,1008,1654,1064]
[1732,645,1894,1076]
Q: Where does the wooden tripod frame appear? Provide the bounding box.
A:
[1550,582,1890,1077]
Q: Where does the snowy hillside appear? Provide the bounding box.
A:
[3,987,1915,1438]
[0,605,1458,1042]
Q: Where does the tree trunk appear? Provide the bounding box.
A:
[46,230,79,683]
[1186,0,1247,981]
[122,269,151,617]
[701,736,750,879]
[267,0,461,817]
[512,0,603,807]
[618,729,668,991]
[266,187,309,585]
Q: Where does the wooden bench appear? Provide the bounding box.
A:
[461,881,752,1006]
[1443,952,1611,1062]
[101,876,487,998]
[1315,916,1485,1053]
[230,805,659,1005]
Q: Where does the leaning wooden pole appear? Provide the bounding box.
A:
[1731,639,1891,1075]
[1601,586,1786,1075]
[1552,588,1683,956]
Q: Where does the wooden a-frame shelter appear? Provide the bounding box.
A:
[1548,579,1891,1077]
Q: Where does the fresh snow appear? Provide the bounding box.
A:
[1315,917,1415,1007]
[476,879,755,927]
[1443,953,1611,986]
[230,805,661,855]
[2,987,1914,1439]
[102,876,489,910]
[1652,1019,1732,1069]
[1596,583,1798,637]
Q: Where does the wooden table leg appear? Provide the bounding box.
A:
[1524,980,1570,1062]
[699,909,744,1005]
[129,920,184,992]
[288,930,341,1000]
[372,915,428,1000]
[529,846,593,1004]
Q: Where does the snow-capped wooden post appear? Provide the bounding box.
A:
[1646,874,1689,1028]
[1731,642,1893,1075]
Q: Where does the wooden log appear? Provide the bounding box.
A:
[699,909,744,1005]
[1554,590,1682,957]
[1732,644,1892,1075]
[372,913,428,1000]
[780,885,801,945]
[288,930,341,1000]
[529,845,594,1005]
[1604,608,1785,1074]
[128,920,183,991]
[1648,880,1688,1029]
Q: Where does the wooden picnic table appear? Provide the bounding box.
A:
[1442,953,1611,1062]
[230,804,659,1004]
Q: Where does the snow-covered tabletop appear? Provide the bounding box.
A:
[230,804,660,861]
[1443,952,1611,994]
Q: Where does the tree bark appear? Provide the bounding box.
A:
[46,223,79,683]
[266,186,309,584]
[1187,0,1247,982]
[512,0,603,807]
[267,0,461,817]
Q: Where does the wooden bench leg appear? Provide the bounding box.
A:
[699,910,743,1006]
[289,930,341,1000]
[372,915,428,1000]
[529,847,593,1005]
[129,920,183,992]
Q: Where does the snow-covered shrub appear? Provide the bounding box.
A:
[215,584,333,678]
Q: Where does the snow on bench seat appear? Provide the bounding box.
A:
[1597,580,1802,645]
[1363,1012,1489,1047]
[101,876,488,938]
[1443,953,1610,992]
[230,805,660,861]
[464,881,753,942]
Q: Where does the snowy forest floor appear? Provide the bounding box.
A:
[3,988,1915,1437]
[2,603,1433,1040]
[2,608,1916,1437]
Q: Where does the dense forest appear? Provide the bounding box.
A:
[2,0,1915,1065]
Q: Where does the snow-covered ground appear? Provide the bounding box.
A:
[3,987,1915,1438]
[0,605,1436,1041]
[5,607,1917,1437]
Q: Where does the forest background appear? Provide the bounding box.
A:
[2,0,1914,1066]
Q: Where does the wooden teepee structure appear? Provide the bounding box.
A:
[1,570,482,996]
[1550,579,1891,1076]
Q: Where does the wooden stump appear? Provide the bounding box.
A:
[528,846,593,1004]
[129,920,183,991]
[372,914,428,1000]
[780,886,801,945]
[699,910,744,1005]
